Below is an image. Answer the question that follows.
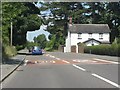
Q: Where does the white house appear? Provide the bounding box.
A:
[64,24,111,53]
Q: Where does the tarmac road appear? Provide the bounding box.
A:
[2,52,119,88]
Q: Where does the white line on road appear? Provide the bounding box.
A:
[62,60,70,64]
[92,73,120,88]
[93,58,119,64]
[24,60,28,66]
[35,61,37,64]
[53,61,55,63]
[51,56,55,58]
[56,58,60,60]
[72,64,86,71]
[73,60,77,61]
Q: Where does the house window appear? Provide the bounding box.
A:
[99,33,103,39]
[78,33,82,39]
[89,33,92,37]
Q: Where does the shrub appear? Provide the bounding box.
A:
[4,45,17,57]
[84,44,119,56]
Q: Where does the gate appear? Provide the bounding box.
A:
[71,45,76,53]
[78,43,84,53]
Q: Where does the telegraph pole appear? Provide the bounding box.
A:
[10,21,13,46]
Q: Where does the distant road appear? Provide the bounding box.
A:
[2,52,119,88]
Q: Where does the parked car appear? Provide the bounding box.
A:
[32,46,43,55]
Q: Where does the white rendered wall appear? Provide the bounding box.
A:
[65,32,110,53]
[85,41,100,46]
[70,33,110,46]
[64,31,71,52]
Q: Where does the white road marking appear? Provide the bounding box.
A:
[92,61,97,63]
[72,64,86,71]
[92,73,120,88]
[24,60,28,66]
[50,56,52,58]
[73,60,77,61]
[81,60,89,62]
[52,56,55,58]
[56,58,60,60]
[62,60,70,64]
[53,61,55,63]
[35,61,37,64]
[93,58,119,64]
[77,60,81,62]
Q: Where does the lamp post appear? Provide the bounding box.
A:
[10,20,13,46]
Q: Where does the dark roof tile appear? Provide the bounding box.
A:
[69,24,111,33]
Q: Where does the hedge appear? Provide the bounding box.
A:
[84,44,119,57]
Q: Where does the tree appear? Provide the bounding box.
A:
[84,2,120,42]
[39,2,120,50]
[2,2,42,46]
[40,2,85,50]
[33,34,47,49]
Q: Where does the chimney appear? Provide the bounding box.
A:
[68,16,72,26]
[69,16,72,24]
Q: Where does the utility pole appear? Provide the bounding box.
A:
[10,21,13,46]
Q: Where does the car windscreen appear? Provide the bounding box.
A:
[34,46,41,50]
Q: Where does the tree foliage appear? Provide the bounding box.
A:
[40,2,120,50]
[2,2,42,46]
[33,34,47,49]
[40,2,85,50]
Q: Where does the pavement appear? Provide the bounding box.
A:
[1,49,27,83]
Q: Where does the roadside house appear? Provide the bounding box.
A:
[64,24,111,53]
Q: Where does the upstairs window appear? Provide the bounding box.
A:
[99,33,103,39]
[78,33,82,39]
[89,33,92,37]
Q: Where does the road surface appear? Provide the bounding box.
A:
[2,52,119,88]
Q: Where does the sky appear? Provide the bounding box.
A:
[26,2,50,42]
[26,25,50,42]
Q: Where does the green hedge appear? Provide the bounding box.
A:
[84,44,119,57]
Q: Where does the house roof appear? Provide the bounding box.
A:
[83,38,101,44]
[69,24,111,33]
[83,38,110,44]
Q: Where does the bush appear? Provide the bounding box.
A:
[3,45,17,58]
[84,44,119,56]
